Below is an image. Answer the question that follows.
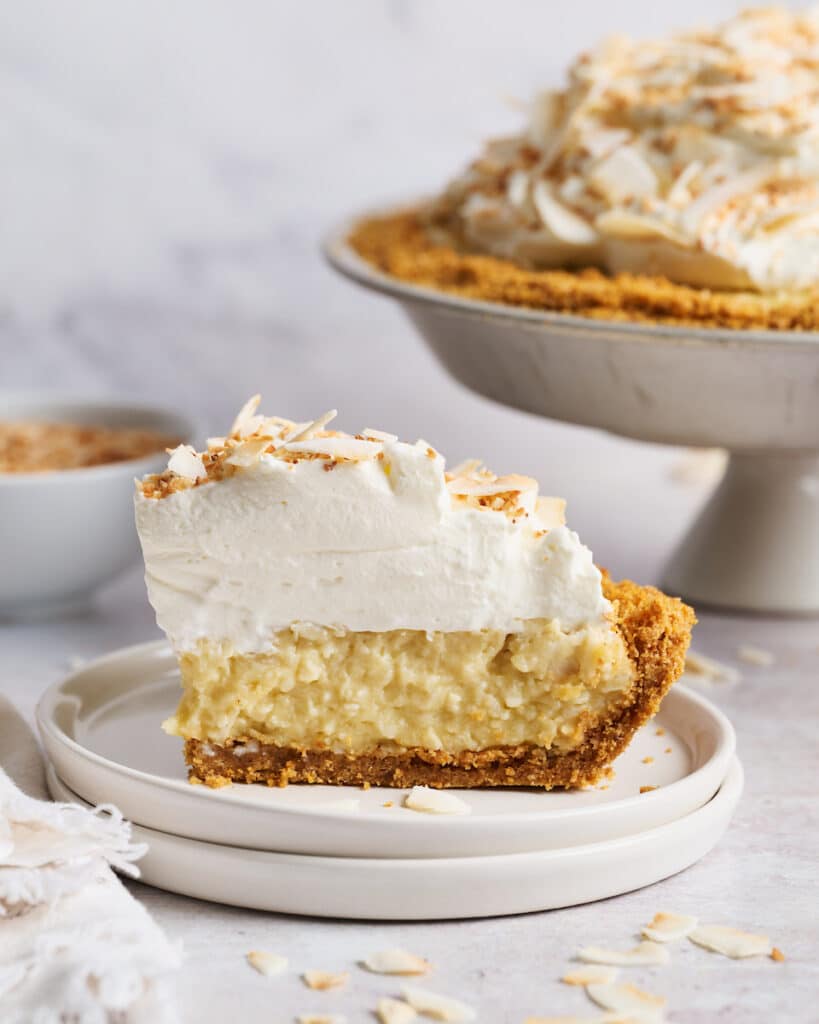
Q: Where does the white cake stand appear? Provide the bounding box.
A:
[327,223,819,614]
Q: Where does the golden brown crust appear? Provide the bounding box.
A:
[185,576,695,790]
[348,210,819,332]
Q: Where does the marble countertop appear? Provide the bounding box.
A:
[2,1,817,1019]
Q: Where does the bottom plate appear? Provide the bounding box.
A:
[37,641,735,858]
[47,758,742,921]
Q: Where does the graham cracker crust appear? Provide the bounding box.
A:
[185,577,695,790]
[347,210,819,332]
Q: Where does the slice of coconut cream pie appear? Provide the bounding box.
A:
[135,397,694,789]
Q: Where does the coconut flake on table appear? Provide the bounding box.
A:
[641,911,698,943]
[401,984,476,1022]
[681,650,740,687]
[362,949,431,976]
[561,964,619,986]
[577,940,670,966]
[302,970,349,991]
[585,981,666,1020]
[736,645,775,667]
[376,998,418,1024]
[689,924,772,958]
[246,950,288,976]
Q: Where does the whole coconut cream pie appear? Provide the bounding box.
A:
[350,7,819,329]
[135,397,693,789]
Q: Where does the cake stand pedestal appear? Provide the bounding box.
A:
[663,451,819,612]
[327,225,819,614]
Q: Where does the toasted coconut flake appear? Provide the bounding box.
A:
[376,997,418,1024]
[771,947,785,962]
[562,965,618,986]
[282,437,382,461]
[642,911,698,943]
[167,444,206,481]
[246,950,288,976]
[224,437,271,467]
[362,428,399,443]
[533,181,599,244]
[689,924,772,959]
[448,458,483,477]
[736,644,775,667]
[578,940,670,967]
[231,394,262,438]
[401,984,477,1021]
[403,787,471,816]
[585,981,665,1018]
[206,436,226,450]
[286,409,338,444]
[447,472,537,498]
[303,970,349,991]
[535,496,567,529]
[296,1016,345,1024]
[363,949,431,976]
[682,650,740,687]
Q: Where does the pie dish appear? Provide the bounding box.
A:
[349,7,819,330]
[135,397,694,789]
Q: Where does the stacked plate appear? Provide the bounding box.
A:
[37,641,741,921]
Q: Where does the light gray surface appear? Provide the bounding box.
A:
[1,1,817,1019]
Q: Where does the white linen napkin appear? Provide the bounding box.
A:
[0,697,181,1023]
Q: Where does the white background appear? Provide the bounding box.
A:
[2,3,817,1020]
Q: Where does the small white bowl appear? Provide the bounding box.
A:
[0,394,195,619]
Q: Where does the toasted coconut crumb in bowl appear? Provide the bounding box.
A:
[0,393,195,619]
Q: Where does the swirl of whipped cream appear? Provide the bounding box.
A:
[135,403,608,652]
[433,7,819,292]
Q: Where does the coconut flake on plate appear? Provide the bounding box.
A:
[689,924,772,958]
[585,981,666,1020]
[578,940,670,966]
[363,949,431,976]
[401,984,477,1022]
[166,444,207,481]
[641,912,698,943]
[296,1016,345,1024]
[562,965,619,986]
[302,970,349,991]
[403,787,471,816]
[246,950,288,976]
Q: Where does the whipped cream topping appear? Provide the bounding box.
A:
[433,7,819,292]
[135,399,609,652]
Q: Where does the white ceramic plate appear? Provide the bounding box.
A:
[37,641,735,858]
[47,759,743,920]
